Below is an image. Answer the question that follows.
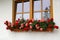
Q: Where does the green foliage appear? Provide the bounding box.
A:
[48,21,55,25]
[39,22,48,30]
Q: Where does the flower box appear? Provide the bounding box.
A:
[4,18,59,32]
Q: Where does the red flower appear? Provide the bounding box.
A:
[24,28,27,30]
[29,22,32,25]
[29,19,32,23]
[23,27,29,31]
[16,20,19,22]
[8,22,11,27]
[54,26,59,29]
[36,26,39,29]
[29,19,34,23]
[47,19,51,23]
[47,18,53,22]
[21,23,24,28]
[15,21,19,25]
[47,18,53,23]
[25,23,29,27]
[50,18,53,21]
[30,25,32,29]
[40,18,45,22]
[4,21,8,25]
[37,20,40,22]
[40,28,43,31]
[18,18,20,21]
[35,24,39,27]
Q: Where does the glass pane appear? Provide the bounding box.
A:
[16,3,22,12]
[16,14,22,20]
[23,13,30,20]
[43,0,50,10]
[34,12,41,20]
[24,1,30,12]
[34,0,41,11]
[42,11,50,20]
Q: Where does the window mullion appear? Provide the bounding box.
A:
[41,0,43,19]
[30,0,34,19]
[50,0,53,18]
[12,0,17,23]
[22,0,24,19]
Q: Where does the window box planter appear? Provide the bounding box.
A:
[4,18,59,32]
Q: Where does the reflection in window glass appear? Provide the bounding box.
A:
[17,3,22,12]
[23,14,30,20]
[16,14,22,20]
[43,0,50,10]
[24,2,30,12]
[34,0,41,11]
[34,12,41,20]
[42,11,50,20]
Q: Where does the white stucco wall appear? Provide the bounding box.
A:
[0,0,60,40]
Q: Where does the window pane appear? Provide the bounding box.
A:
[42,11,50,20]
[34,12,41,20]
[16,3,22,12]
[24,1,30,12]
[16,14,22,20]
[34,0,41,11]
[43,0,50,10]
[23,13,30,20]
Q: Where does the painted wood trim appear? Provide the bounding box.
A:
[16,10,48,14]
[30,0,34,19]
[41,0,43,19]
[22,0,24,19]
[12,0,17,23]
[50,0,53,18]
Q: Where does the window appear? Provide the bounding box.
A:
[16,0,30,20]
[12,0,53,22]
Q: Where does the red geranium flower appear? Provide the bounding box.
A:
[23,27,29,31]
[30,25,32,29]
[4,21,8,25]
[54,26,59,29]
[50,18,53,21]
[15,20,19,25]
[25,23,29,27]
[40,18,45,22]
[18,18,20,22]
[29,18,34,23]
[40,28,43,31]
[47,19,51,23]
[36,26,39,30]
[37,20,40,22]
[35,24,39,27]
[51,18,53,21]
[8,22,11,27]
[21,23,24,28]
